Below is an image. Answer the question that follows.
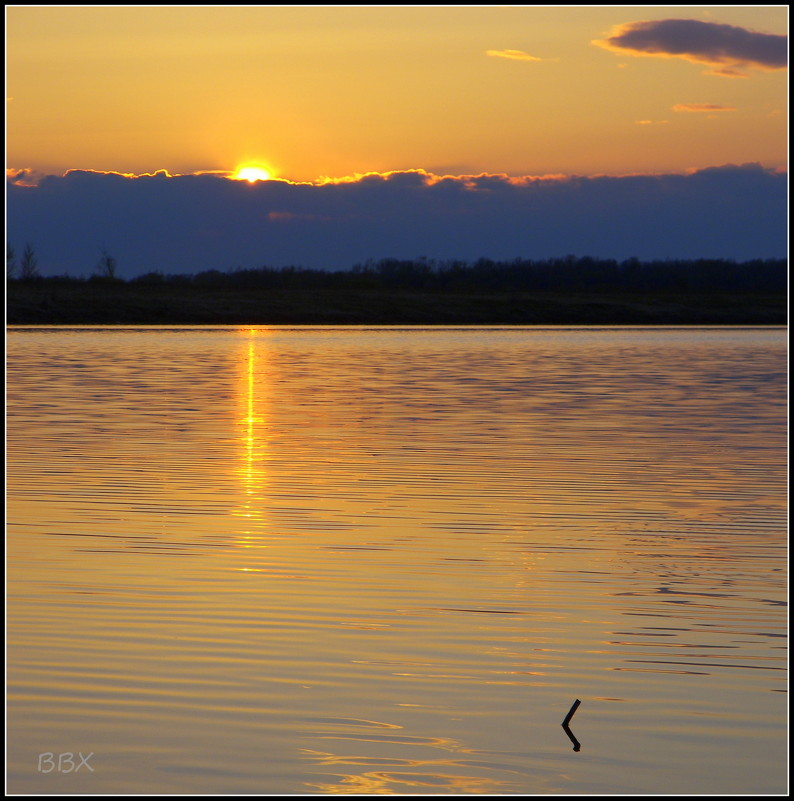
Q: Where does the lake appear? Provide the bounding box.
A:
[6,326,787,795]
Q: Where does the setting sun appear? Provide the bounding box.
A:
[232,165,273,183]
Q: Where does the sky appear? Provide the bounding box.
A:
[6,6,788,277]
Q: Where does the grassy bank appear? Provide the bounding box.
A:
[6,280,787,325]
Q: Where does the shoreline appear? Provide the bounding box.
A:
[7,283,787,326]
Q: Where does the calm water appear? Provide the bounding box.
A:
[6,326,787,795]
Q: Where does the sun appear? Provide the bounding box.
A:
[232,164,273,183]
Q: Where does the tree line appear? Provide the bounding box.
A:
[6,247,787,294]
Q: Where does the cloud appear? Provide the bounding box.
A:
[704,66,750,79]
[486,49,544,62]
[6,164,786,278]
[6,167,46,187]
[635,119,669,125]
[594,18,787,77]
[672,103,736,112]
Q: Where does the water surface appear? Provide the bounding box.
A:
[7,326,787,794]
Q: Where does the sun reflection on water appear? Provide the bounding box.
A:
[232,330,268,548]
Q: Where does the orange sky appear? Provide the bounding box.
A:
[6,6,787,182]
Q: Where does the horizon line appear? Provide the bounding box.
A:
[6,162,788,189]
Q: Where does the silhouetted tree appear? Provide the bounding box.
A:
[7,245,17,279]
[19,243,39,279]
[95,248,118,279]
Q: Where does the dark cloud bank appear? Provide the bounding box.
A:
[6,164,787,279]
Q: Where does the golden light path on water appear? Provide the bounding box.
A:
[233,331,273,563]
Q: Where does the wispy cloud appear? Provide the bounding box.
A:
[635,120,669,125]
[486,49,544,62]
[673,103,736,112]
[593,18,787,78]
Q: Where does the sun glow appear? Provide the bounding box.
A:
[232,164,273,183]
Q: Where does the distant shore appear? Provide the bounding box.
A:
[6,281,786,325]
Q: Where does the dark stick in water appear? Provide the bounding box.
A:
[562,699,582,751]
[562,698,581,728]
